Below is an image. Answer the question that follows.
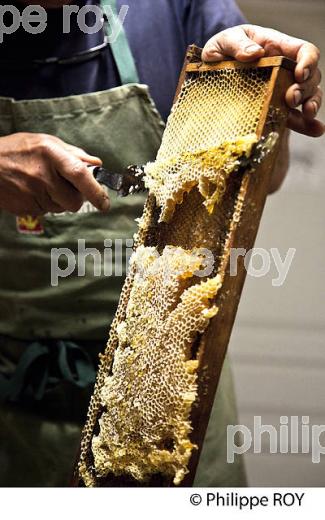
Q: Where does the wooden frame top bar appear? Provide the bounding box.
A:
[186,55,296,73]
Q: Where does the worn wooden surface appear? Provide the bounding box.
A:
[186,55,296,73]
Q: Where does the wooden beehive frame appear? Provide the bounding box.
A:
[74,47,295,487]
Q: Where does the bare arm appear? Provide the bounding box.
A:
[0,132,110,215]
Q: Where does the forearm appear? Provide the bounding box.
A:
[0,132,106,215]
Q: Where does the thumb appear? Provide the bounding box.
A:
[202,26,265,63]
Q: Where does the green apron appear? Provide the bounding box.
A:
[0,0,246,487]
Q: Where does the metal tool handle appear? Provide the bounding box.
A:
[91,165,146,197]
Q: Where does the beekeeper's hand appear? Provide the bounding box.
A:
[0,132,109,216]
[202,25,324,138]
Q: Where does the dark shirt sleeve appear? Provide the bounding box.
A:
[184,0,247,48]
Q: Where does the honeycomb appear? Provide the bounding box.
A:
[92,246,221,485]
[157,68,271,160]
[78,64,273,487]
[144,135,257,222]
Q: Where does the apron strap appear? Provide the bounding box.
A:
[101,0,140,85]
